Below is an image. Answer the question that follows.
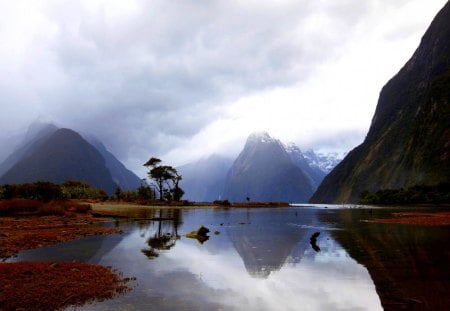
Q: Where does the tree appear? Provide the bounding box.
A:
[143,157,184,201]
[172,173,184,201]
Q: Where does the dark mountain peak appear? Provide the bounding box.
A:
[179,134,341,202]
[224,132,314,202]
[1,123,142,193]
[0,122,59,177]
[23,121,59,144]
[53,127,80,138]
[367,2,450,144]
[245,131,287,151]
[310,2,450,203]
[247,131,274,143]
[0,127,117,194]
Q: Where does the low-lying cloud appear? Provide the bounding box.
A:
[0,0,446,177]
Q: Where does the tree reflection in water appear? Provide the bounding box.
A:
[141,209,182,259]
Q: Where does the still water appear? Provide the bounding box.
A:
[11,206,450,310]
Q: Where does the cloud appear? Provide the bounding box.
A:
[0,0,447,176]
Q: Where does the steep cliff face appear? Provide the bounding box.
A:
[224,132,314,202]
[310,3,450,203]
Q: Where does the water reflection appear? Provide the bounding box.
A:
[87,208,381,310]
[141,209,182,259]
[11,208,383,310]
[327,208,450,310]
[223,209,316,278]
[309,232,321,252]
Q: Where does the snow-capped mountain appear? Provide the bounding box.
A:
[303,149,343,174]
[285,143,325,190]
[178,132,343,202]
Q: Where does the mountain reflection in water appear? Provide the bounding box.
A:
[327,208,450,310]
[12,207,384,310]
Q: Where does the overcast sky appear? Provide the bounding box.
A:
[0,0,447,177]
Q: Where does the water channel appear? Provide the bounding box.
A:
[10,205,450,310]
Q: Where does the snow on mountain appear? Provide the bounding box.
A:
[303,149,343,173]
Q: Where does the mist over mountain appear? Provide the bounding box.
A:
[310,2,450,203]
[0,122,58,177]
[178,155,233,202]
[0,123,142,194]
[85,136,142,191]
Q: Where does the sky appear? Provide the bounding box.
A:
[0,0,447,177]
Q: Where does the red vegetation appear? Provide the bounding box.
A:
[0,200,120,258]
[0,199,92,216]
[0,214,121,258]
[367,212,450,225]
[0,200,131,309]
[0,261,131,310]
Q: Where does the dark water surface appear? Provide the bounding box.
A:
[11,206,450,310]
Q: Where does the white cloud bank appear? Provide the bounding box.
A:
[0,0,447,177]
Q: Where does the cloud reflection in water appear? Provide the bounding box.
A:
[87,208,382,311]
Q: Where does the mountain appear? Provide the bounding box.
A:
[223,132,314,202]
[85,136,142,191]
[302,149,342,174]
[1,128,116,194]
[0,122,142,193]
[177,154,233,202]
[0,122,58,177]
[285,144,327,189]
[310,3,450,203]
[178,133,341,203]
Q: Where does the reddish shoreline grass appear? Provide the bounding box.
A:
[0,200,132,309]
[0,261,131,310]
[0,214,121,258]
[366,211,450,225]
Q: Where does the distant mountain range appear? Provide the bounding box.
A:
[0,122,141,195]
[310,2,450,203]
[179,132,342,203]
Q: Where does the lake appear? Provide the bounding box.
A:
[10,205,450,310]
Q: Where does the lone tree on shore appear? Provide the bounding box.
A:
[143,157,184,201]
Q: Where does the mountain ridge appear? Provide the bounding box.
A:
[0,128,117,194]
[179,132,341,202]
[0,123,142,194]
